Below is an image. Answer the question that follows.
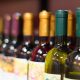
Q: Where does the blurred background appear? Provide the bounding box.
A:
[0,0,80,16]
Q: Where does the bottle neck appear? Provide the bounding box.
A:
[23,36,33,43]
[49,37,55,48]
[76,37,80,47]
[67,36,75,43]
[34,35,39,46]
[39,36,49,45]
[55,36,67,45]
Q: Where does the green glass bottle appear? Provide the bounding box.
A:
[64,8,80,80]
[45,10,71,80]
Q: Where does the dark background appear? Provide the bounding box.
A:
[0,0,80,15]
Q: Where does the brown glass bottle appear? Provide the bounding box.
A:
[67,10,76,50]
[49,14,55,48]
[2,14,11,55]
[16,13,34,60]
[5,12,22,57]
[0,17,3,53]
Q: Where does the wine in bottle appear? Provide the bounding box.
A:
[64,8,80,80]
[2,14,11,55]
[45,10,71,80]
[49,14,55,48]
[5,12,22,57]
[16,12,34,60]
[67,10,76,50]
[29,10,50,80]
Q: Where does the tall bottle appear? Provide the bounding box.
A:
[29,10,50,80]
[67,10,76,50]
[45,10,71,80]
[65,8,80,80]
[2,14,11,54]
[0,17,3,53]
[16,12,34,60]
[49,14,55,48]
[5,12,22,57]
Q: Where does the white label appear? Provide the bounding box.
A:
[45,73,60,80]
[28,61,45,80]
[0,57,28,80]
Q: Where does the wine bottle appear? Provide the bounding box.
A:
[49,14,55,48]
[0,17,3,53]
[16,12,34,60]
[5,12,22,57]
[45,10,71,80]
[2,14,11,55]
[29,10,50,80]
[67,10,76,50]
[64,8,80,80]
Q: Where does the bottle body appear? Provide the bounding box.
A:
[45,36,71,80]
[16,36,34,60]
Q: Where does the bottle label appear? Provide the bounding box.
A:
[45,73,60,80]
[28,61,45,80]
[0,56,27,80]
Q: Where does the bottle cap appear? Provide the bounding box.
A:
[39,10,50,19]
[23,13,33,20]
[55,10,68,36]
[56,10,68,18]
[76,8,80,37]
[50,14,55,37]
[23,12,33,36]
[0,17,3,34]
[39,10,50,36]
[67,10,75,37]
[4,14,11,36]
[11,12,21,37]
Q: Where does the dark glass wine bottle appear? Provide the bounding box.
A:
[31,10,50,62]
[16,12,34,60]
[65,8,80,80]
[5,12,22,57]
[29,10,50,80]
[49,14,55,48]
[0,17,3,53]
[67,10,76,50]
[45,10,71,80]
[2,14,11,55]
